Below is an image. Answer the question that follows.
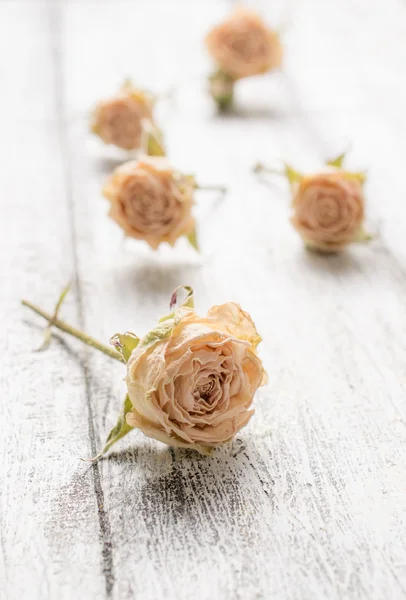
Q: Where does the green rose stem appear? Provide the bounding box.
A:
[253,162,284,176]
[253,162,303,185]
[185,184,227,251]
[195,183,227,194]
[21,299,125,363]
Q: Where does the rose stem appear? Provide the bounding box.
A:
[196,184,227,194]
[253,162,284,176]
[21,299,125,363]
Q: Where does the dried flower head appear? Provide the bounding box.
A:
[91,81,162,152]
[289,155,370,252]
[107,286,266,456]
[206,8,282,80]
[255,153,371,253]
[103,156,197,250]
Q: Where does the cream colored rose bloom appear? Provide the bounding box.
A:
[291,170,367,252]
[125,301,265,454]
[91,83,154,151]
[103,157,196,249]
[205,8,282,80]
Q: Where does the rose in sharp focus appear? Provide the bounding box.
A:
[91,82,155,151]
[205,8,282,80]
[106,289,266,456]
[291,169,368,252]
[103,156,196,250]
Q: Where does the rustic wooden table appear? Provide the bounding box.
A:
[2,0,406,598]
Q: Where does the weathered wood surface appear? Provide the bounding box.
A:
[2,0,406,598]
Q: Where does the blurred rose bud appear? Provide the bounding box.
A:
[291,164,370,252]
[103,156,197,250]
[206,8,282,82]
[91,81,164,153]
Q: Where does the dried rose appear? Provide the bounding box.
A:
[91,81,164,153]
[22,287,266,458]
[205,8,282,109]
[255,154,371,253]
[103,156,195,249]
[292,171,370,252]
[103,156,225,251]
[107,287,266,455]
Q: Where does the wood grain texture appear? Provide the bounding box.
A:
[2,0,406,599]
[0,4,105,600]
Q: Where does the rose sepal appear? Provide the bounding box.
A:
[353,227,373,243]
[345,171,367,185]
[326,152,346,169]
[284,163,303,187]
[91,395,134,462]
[186,228,199,251]
[109,332,140,362]
[140,119,166,157]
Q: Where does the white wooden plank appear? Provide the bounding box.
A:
[2,0,406,598]
[0,4,105,600]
